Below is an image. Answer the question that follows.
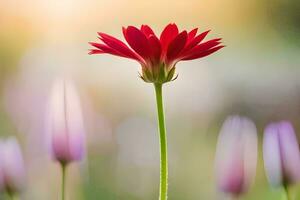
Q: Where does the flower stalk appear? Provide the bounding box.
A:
[284,185,292,200]
[61,163,67,200]
[154,83,168,200]
[7,192,18,200]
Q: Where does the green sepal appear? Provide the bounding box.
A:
[166,67,176,82]
[158,63,167,83]
[140,63,177,84]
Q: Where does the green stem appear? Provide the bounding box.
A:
[284,185,292,200]
[154,83,168,200]
[7,192,18,200]
[61,163,67,200]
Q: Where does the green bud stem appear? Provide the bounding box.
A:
[284,185,292,200]
[61,163,67,200]
[154,83,168,200]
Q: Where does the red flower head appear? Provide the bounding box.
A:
[89,23,224,84]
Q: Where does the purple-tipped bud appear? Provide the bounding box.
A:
[46,79,85,165]
[215,115,257,196]
[263,121,300,187]
[0,137,26,194]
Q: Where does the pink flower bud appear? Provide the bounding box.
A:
[263,121,300,187]
[0,137,26,194]
[215,115,257,195]
[46,79,85,165]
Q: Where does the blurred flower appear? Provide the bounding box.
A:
[0,137,26,195]
[89,23,224,83]
[46,78,85,165]
[263,121,300,188]
[215,115,257,196]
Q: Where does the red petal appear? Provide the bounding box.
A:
[183,30,211,53]
[89,42,127,57]
[141,25,155,38]
[187,28,198,42]
[182,45,224,60]
[148,35,162,63]
[194,39,222,51]
[160,23,179,53]
[88,49,103,55]
[182,38,221,58]
[124,26,151,59]
[122,26,130,47]
[89,42,104,49]
[166,31,188,61]
[98,32,141,61]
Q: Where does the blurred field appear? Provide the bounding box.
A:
[0,0,300,199]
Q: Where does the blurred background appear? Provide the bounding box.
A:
[0,0,300,199]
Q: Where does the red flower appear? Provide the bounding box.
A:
[89,23,224,83]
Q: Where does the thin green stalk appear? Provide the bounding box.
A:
[284,185,292,200]
[61,163,67,200]
[7,192,18,200]
[154,83,168,200]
